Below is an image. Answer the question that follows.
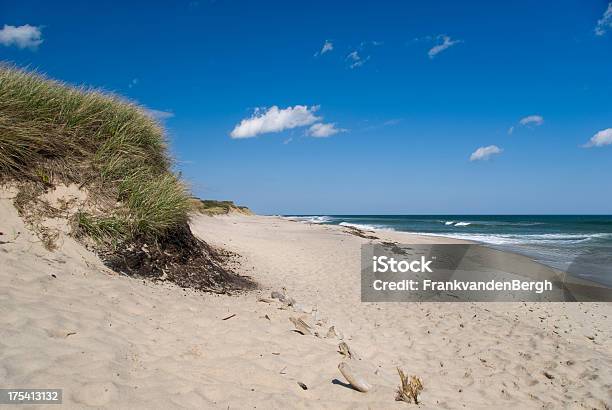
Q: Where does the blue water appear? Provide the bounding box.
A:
[286,215,612,286]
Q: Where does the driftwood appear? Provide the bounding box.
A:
[289,317,312,335]
[338,362,371,393]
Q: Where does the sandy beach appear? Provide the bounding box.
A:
[1,188,610,409]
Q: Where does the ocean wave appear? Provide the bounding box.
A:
[412,232,612,245]
[441,220,550,228]
[285,216,332,224]
[441,221,472,227]
[339,222,395,231]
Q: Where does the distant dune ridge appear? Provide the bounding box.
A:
[0,64,252,291]
[190,198,253,216]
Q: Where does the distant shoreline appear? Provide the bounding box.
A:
[281,214,612,288]
[277,215,611,301]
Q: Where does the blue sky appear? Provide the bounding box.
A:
[1,0,611,214]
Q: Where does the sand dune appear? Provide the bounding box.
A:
[1,192,610,408]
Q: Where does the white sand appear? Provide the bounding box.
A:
[1,190,610,409]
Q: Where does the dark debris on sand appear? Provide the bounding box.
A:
[102,223,255,293]
[342,226,379,240]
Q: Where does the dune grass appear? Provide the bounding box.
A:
[0,64,190,243]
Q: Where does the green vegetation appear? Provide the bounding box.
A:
[0,64,189,243]
[190,198,252,216]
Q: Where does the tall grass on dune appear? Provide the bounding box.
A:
[0,64,190,243]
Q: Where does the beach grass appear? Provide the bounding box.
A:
[0,64,189,243]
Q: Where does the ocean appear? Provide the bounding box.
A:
[286,215,612,287]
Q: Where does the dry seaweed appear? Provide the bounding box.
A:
[102,223,255,293]
[395,367,423,404]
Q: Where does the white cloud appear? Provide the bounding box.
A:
[583,128,612,147]
[230,105,321,139]
[346,50,369,69]
[128,78,139,88]
[0,24,43,49]
[146,109,175,121]
[315,40,333,56]
[470,145,502,161]
[595,3,612,36]
[307,122,345,138]
[509,115,543,135]
[428,35,461,59]
[519,115,544,126]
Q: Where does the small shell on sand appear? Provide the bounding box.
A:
[271,290,296,306]
[271,291,285,301]
[338,342,357,359]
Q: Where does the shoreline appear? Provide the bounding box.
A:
[279,216,611,302]
[283,215,612,291]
